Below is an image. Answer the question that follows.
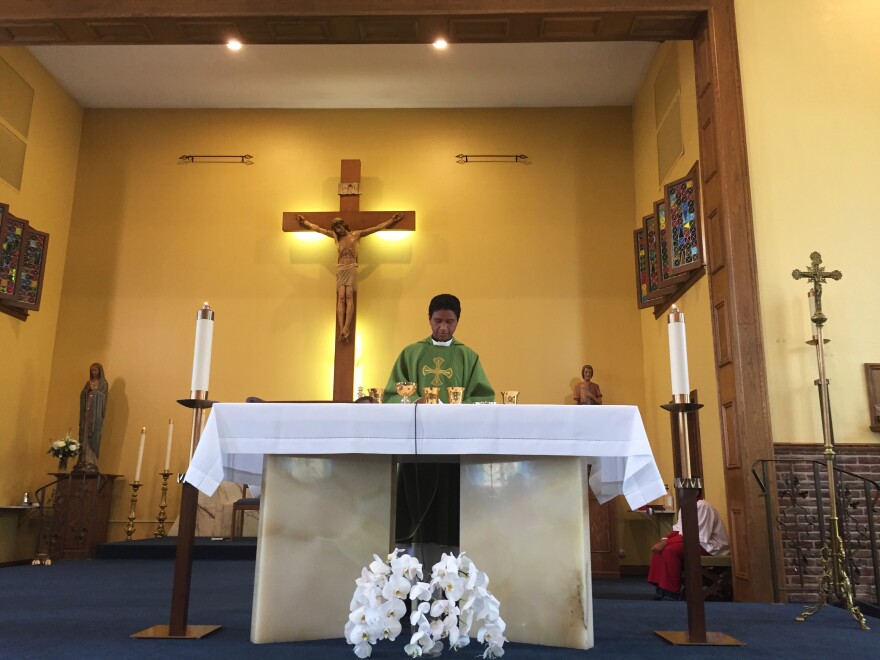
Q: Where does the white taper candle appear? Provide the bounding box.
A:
[164,419,173,471]
[134,427,146,482]
[667,306,690,396]
[191,302,214,392]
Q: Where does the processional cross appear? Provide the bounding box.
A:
[791,251,842,328]
[283,159,415,401]
[791,252,866,629]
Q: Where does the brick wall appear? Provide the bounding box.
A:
[770,444,880,604]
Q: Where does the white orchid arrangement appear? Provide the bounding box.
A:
[47,431,81,459]
[345,549,506,659]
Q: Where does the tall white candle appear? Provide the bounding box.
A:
[164,419,173,471]
[667,306,690,396]
[134,427,146,483]
[807,289,819,340]
[191,302,214,392]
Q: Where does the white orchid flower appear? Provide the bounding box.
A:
[380,598,406,622]
[348,605,368,624]
[392,553,423,580]
[380,618,402,640]
[369,554,391,576]
[348,623,370,645]
[404,642,423,657]
[409,581,432,601]
[426,640,444,656]
[483,642,505,659]
[382,574,411,601]
[353,640,373,658]
[440,573,465,602]
[451,632,471,650]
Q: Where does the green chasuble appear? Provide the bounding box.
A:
[383,337,495,404]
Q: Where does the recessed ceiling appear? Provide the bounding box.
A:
[28,42,659,109]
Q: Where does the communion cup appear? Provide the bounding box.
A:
[422,387,440,404]
[500,390,519,404]
[395,381,417,404]
[447,387,465,404]
[367,388,384,403]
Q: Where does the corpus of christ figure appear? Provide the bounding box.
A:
[297,212,403,341]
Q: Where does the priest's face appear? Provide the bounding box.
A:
[429,309,458,342]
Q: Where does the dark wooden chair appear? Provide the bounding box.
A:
[231,486,260,539]
[700,554,733,601]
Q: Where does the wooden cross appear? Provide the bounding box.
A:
[283,159,415,402]
[791,251,842,327]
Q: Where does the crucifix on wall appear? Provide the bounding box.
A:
[283,159,415,401]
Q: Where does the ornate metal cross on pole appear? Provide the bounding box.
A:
[791,251,842,328]
[283,160,415,402]
[791,252,866,630]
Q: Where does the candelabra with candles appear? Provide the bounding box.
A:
[792,252,867,630]
[654,306,741,647]
[133,302,220,639]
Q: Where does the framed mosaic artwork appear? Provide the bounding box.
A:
[643,212,677,301]
[663,162,704,279]
[0,202,50,316]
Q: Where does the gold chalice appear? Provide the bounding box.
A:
[423,387,440,404]
[368,388,384,403]
[500,390,519,404]
[395,381,417,404]
[447,387,465,404]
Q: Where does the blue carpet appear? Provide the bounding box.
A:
[1,560,876,658]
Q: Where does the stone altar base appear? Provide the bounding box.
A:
[251,455,592,649]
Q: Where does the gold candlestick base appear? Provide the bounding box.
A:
[124,482,141,541]
[796,520,869,629]
[154,470,172,538]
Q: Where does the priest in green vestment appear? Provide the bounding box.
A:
[382,299,494,403]
[384,294,495,554]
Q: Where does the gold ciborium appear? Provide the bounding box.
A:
[500,390,519,404]
[395,381,417,404]
[423,387,440,404]
[447,387,465,404]
[368,388,384,403]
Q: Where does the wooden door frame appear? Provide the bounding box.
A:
[2,0,780,601]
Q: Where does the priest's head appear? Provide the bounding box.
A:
[428,294,460,342]
[330,218,349,235]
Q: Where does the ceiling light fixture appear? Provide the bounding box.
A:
[432,39,448,50]
[227,39,243,51]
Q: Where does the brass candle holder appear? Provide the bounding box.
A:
[154,470,172,538]
[124,481,141,541]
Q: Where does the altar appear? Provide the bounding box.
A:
[185,403,664,649]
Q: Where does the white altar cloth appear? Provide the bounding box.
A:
[185,403,664,508]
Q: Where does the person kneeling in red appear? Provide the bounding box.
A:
[648,497,729,600]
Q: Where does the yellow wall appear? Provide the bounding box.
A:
[42,107,646,540]
[736,0,880,445]
[0,47,82,559]
[623,41,726,565]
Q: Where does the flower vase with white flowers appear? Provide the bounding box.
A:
[345,549,506,658]
[47,431,80,470]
